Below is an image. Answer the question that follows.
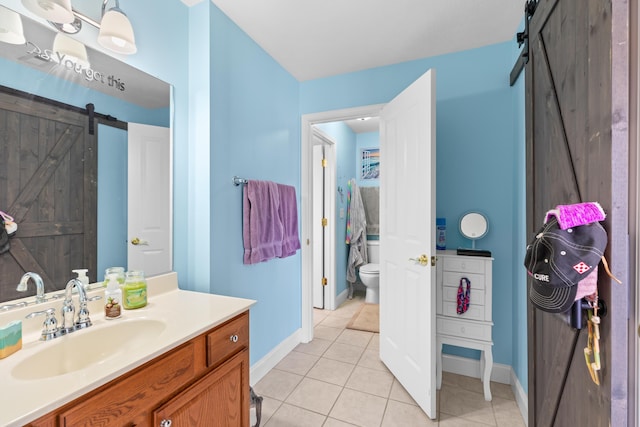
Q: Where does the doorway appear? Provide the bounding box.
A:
[300,104,384,342]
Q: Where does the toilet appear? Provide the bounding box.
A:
[359,240,380,304]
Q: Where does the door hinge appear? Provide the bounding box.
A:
[322,277,328,286]
[431,256,436,266]
[322,218,328,227]
[321,158,327,168]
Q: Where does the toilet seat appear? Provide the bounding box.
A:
[360,263,379,274]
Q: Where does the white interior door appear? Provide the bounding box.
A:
[379,69,437,418]
[128,123,172,276]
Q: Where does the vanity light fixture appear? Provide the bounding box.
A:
[21,0,137,54]
[53,33,90,68]
[0,5,26,45]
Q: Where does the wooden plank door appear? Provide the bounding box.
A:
[0,90,96,300]
[525,0,630,425]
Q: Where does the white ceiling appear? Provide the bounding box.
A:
[208,0,524,82]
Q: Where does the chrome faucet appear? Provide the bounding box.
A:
[60,278,89,334]
[16,272,46,303]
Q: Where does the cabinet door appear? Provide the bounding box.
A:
[153,349,249,427]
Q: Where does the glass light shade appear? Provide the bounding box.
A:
[21,0,74,24]
[53,33,90,68]
[0,5,26,45]
[98,8,136,54]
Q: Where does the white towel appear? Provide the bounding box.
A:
[346,179,368,283]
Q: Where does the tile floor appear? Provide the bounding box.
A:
[253,292,526,427]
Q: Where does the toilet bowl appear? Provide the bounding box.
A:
[359,240,380,304]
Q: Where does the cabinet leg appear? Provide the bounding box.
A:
[482,348,493,401]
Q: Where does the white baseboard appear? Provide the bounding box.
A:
[442,353,511,384]
[511,369,529,426]
[335,288,349,309]
[250,328,303,386]
[442,354,528,425]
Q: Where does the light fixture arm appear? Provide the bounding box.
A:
[71,0,120,29]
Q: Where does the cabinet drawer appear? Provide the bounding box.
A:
[443,257,486,274]
[441,301,485,321]
[437,317,492,341]
[207,312,249,368]
[442,285,485,306]
[59,341,198,426]
[442,272,485,290]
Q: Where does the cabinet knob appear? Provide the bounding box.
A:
[230,334,239,343]
[160,420,172,427]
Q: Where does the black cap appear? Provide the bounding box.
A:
[524,216,607,313]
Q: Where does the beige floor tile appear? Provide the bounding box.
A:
[389,379,417,405]
[357,348,389,372]
[258,396,283,426]
[440,386,496,426]
[442,372,485,395]
[438,412,495,426]
[295,338,333,356]
[490,382,515,401]
[329,388,388,427]
[254,369,304,401]
[315,309,330,325]
[314,325,343,341]
[345,365,394,398]
[307,357,356,386]
[321,315,352,329]
[275,351,320,376]
[285,377,343,415]
[381,399,436,426]
[336,329,374,348]
[331,302,364,318]
[367,334,380,351]
[265,403,327,427]
[324,342,366,364]
[492,397,525,427]
[323,418,359,427]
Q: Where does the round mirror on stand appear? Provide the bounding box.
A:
[459,212,489,249]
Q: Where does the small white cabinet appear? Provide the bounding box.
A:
[436,250,494,401]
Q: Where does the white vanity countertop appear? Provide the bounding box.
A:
[0,272,255,426]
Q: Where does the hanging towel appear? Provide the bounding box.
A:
[278,183,301,257]
[346,179,368,283]
[359,187,379,236]
[243,180,284,264]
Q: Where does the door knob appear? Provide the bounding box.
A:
[131,237,149,246]
[409,254,429,266]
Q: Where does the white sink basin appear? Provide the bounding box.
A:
[11,319,166,380]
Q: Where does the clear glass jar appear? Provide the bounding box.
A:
[123,270,147,309]
[103,266,125,287]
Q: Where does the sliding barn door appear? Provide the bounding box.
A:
[0,90,96,300]
[525,0,630,425]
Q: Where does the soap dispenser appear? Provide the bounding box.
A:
[72,269,90,290]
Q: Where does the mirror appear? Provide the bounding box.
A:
[0,5,171,303]
[459,212,489,249]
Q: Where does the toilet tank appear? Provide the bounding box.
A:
[367,240,380,263]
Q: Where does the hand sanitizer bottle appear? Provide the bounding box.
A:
[436,218,446,250]
[104,274,122,319]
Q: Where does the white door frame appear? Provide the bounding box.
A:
[312,128,336,310]
[300,104,385,342]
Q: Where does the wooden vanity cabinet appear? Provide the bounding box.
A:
[27,311,250,427]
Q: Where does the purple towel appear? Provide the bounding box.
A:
[243,180,284,264]
[278,183,301,257]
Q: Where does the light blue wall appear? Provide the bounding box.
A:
[356,132,380,188]
[315,122,357,297]
[209,4,301,365]
[97,124,127,280]
[301,42,522,370]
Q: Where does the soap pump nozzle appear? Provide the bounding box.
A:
[72,269,89,290]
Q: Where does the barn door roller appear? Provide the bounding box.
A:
[509,0,539,86]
